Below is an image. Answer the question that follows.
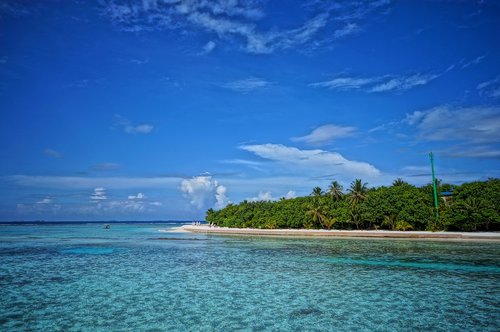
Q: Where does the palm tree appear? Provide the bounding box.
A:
[383,214,397,230]
[307,206,324,227]
[347,179,368,206]
[311,186,323,197]
[350,206,363,230]
[322,215,336,230]
[392,178,407,187]
[307,203,328,229]
[328,181,343,201]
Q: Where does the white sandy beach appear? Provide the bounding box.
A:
[178,225,500,241]
[158,226,191,233]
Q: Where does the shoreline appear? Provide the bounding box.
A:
[180,225,500,241]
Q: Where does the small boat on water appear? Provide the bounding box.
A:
[104,224,110,229]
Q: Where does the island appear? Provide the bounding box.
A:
[201,178,499,234]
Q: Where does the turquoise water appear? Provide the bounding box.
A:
[1,224,499,331]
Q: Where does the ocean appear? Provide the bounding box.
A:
[1,223,499,331]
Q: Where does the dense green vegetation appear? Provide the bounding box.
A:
[206,178,500,232]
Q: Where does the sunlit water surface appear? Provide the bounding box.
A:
[1,223,499,331]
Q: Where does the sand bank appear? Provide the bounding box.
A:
[180,225,500,241]
[158,226,190,233]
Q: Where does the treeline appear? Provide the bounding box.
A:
[206,178,500,232]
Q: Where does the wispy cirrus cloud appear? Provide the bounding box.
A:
[404,105,500,144]
[101,0,389,54]
[366,104,500,160]
[222,77,271,93]
[310,72,440,93]
[333,22,360,39]
[240,143,381,178]
[441,146,500,159]
[460,55,485,69]
[477,75,500,99]
[292,124,356,145]
[369,73,439,92]
[404,105,500,159]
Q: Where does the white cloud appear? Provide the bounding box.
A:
[101,0,388,54]
[404,105,500,144]
[310,72,440,93]
[404,110,425,126]
[202,40,216,53]
[477,75,500,99]
[215,184,229,208]
[221,159,264,172]
[369,73,439,92]
[117,199,145,212]
[125,124,153,134]
[128,192,145,200]
[248,191,273,202]
[222,159,263,167]
[180,175,230,210]
[240,143,381,178]
[91,187,107,200]
[81,197,164,216]
[114,115,154,134]
[333,22,360,39]
[461,55,485,69]
[267,13,329,52]
[309,76,382,90]
[43,148,62,158]
[248,190,296,202]
[477,76,499,90]
[292,124,356,145]
[36,197,52,204]
[222,77,271,93]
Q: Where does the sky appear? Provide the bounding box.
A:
[0,0,499,221]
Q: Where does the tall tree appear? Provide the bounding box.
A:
[392,178,407,186]
[307,202,328,229]
[350,206,363,230]
[311,186,323,197]
[328,181,344,201]
[347,179,368,206]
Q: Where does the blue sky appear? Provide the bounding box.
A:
[1,0,499,221]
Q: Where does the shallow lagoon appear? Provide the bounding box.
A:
[1,223,499,331]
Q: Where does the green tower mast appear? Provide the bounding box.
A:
[429,152,439,223]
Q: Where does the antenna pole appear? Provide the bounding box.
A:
[429,152,439,224]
